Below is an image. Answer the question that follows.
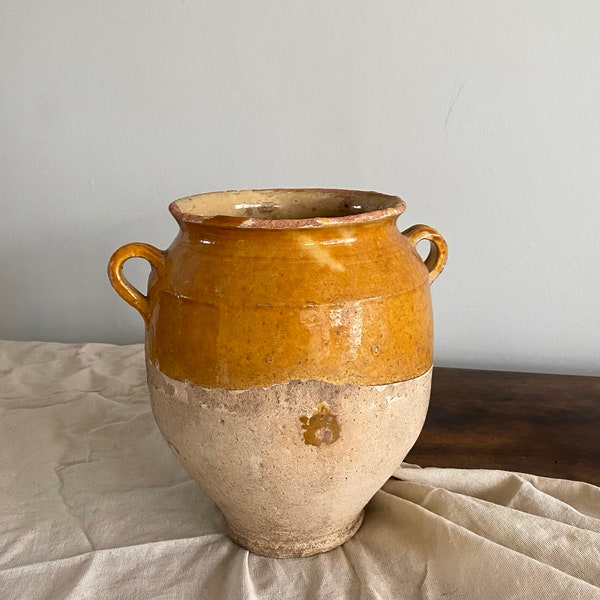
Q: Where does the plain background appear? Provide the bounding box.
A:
[1,1,599,375]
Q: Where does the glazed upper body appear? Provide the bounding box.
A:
[145,191,437,388]
[108,189,447,389]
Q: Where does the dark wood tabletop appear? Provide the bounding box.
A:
[405,367,600,486]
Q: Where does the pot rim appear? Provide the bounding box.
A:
[169,188,406,229]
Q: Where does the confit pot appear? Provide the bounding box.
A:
[107,188,447,558]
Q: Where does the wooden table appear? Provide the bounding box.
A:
[406,367,600,486]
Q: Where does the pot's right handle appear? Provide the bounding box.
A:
[107,242,165,323]
[401,224,448,284]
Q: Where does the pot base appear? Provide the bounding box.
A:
[148,361,432,558]
[227,510,365,558]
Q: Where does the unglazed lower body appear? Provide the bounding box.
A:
[147,360,432,558]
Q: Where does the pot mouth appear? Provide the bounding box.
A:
[169,189,405,229]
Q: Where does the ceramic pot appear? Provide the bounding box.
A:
[108,189,447,558]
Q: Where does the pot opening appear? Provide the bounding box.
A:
[170,189,405,228]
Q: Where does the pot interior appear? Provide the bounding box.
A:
[171,189,404,223]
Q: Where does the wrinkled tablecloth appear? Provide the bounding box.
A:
[0,341,598,599]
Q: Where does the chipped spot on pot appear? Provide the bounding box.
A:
[348,305,363,359]
[167,441,181,456]
[329,307,344,327]
[300,402,340,446]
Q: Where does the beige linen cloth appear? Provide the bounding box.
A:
[0,341,598,599]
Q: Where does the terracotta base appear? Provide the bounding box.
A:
[147,361,431,558]
[227,511,365,558]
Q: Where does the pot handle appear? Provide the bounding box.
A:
[401,224,448,284]
[107,242,165,323]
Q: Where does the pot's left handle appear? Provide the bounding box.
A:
[402,224,448,284]
[108,242,166,323]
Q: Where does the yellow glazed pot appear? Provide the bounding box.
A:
[108,189,447,558]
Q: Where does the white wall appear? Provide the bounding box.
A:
[1,1,599,375]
